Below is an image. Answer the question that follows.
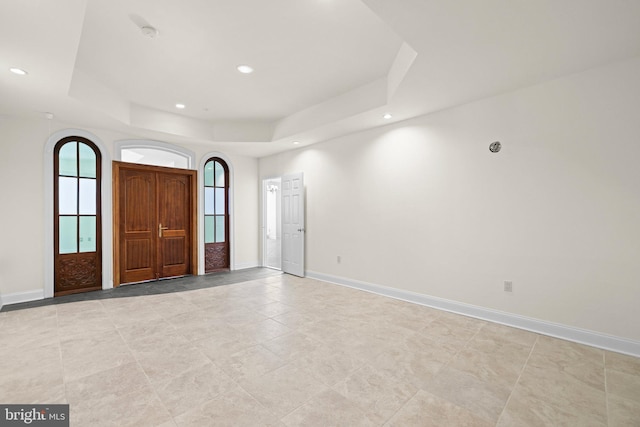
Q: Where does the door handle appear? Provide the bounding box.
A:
[297,228,305,232]
[159,223,169,237]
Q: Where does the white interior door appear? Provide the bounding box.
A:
[281,172,305,277]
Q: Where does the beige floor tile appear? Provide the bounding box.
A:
[252,301,296,318]
[497,388,607,427]
[135,344,212,385]
[105,305,164,328]
[297,318,350,343]
[333,364,417,424]
[215,344,286,381]
[271,311,321,329]
[282,389,375,427]
[606,351,640,377]
[116,318,178,343]
[60,330,135,382]
[65,362,150,404]
[608,394,640,427]
[55,299,104,315]
[56,307,115,337]
[0,382,66,404]
[148,294,202,318]
[370,337,456,389]
[194,328,259,362]
[385,389,492,427]
[534,335,603,364]
[165,307,230,327]
[295,345,364,387]
[449,344,530,390]
[238,359,328,418]
[527,335,605,392]
[423,366,510,423]
[0,342,64,401]
[371,345,438,386]
[419,318,479,348]
[515,363,608,425]
[607,369,640,401]
[70,387,172,427]
[154,362,236,417]
[435,311,486,331]
[1,309,57,337]
[232,318,292,343]
[125,329,192,356]
[261,331,322,361]
[473,322,538,348]
[171,317,232,342]
[0,322,60,350]
[215,306,270,328]
[4,274,637,426]
[174,386,283,427]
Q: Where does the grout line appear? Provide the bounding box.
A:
[495,334,539,426]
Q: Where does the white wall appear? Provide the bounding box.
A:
[259,57,640,342]
[0,117,259,301]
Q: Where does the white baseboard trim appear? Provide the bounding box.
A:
[1,289,46,306]
[234,261,260,270]
[306,270,640,358]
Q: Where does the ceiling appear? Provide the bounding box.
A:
[2,0,640,157]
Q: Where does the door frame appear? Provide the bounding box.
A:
[112,161,198,286]
[262,177,282,270]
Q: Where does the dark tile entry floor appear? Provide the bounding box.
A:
[1,268,283,313]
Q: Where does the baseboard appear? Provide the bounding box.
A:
[1,289,45,306]
[234,261,260,270]
[306,270,640,358]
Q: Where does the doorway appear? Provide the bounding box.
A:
[263,178,282,270]
[262,173,305,277]
[113,161,197,285]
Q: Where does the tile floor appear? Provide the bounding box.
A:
[1,272,639,426]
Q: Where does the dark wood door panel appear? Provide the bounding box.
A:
[55,253,101,294]
[157,172,190,278]
[119,168,156,284]
[205,242,228,272]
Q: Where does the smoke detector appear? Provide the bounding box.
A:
[141,26,158,38]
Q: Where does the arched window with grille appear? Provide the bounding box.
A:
[203,157,229,272]
[54,136,102,295]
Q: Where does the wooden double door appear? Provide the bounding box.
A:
[113,162,197,285]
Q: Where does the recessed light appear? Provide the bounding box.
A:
[383,113,392,120]
[141,26,158,39]
[9,68,28,75]
[237,65,254,74]
[175,103,185,109]
[292,141,300,145]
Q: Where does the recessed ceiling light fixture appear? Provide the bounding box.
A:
[175,103,185,109]
[141,26,158,38]
[237,65,254,74]
[292,141,300,145]
[9,67,28,75]
[383,113,392,120]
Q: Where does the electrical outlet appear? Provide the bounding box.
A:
[504,281,513,292]
[337,255,341,264]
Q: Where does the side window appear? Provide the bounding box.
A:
[203,158,229,272]
[54,137,102,295]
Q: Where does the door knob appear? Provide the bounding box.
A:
[297,228,305,232]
